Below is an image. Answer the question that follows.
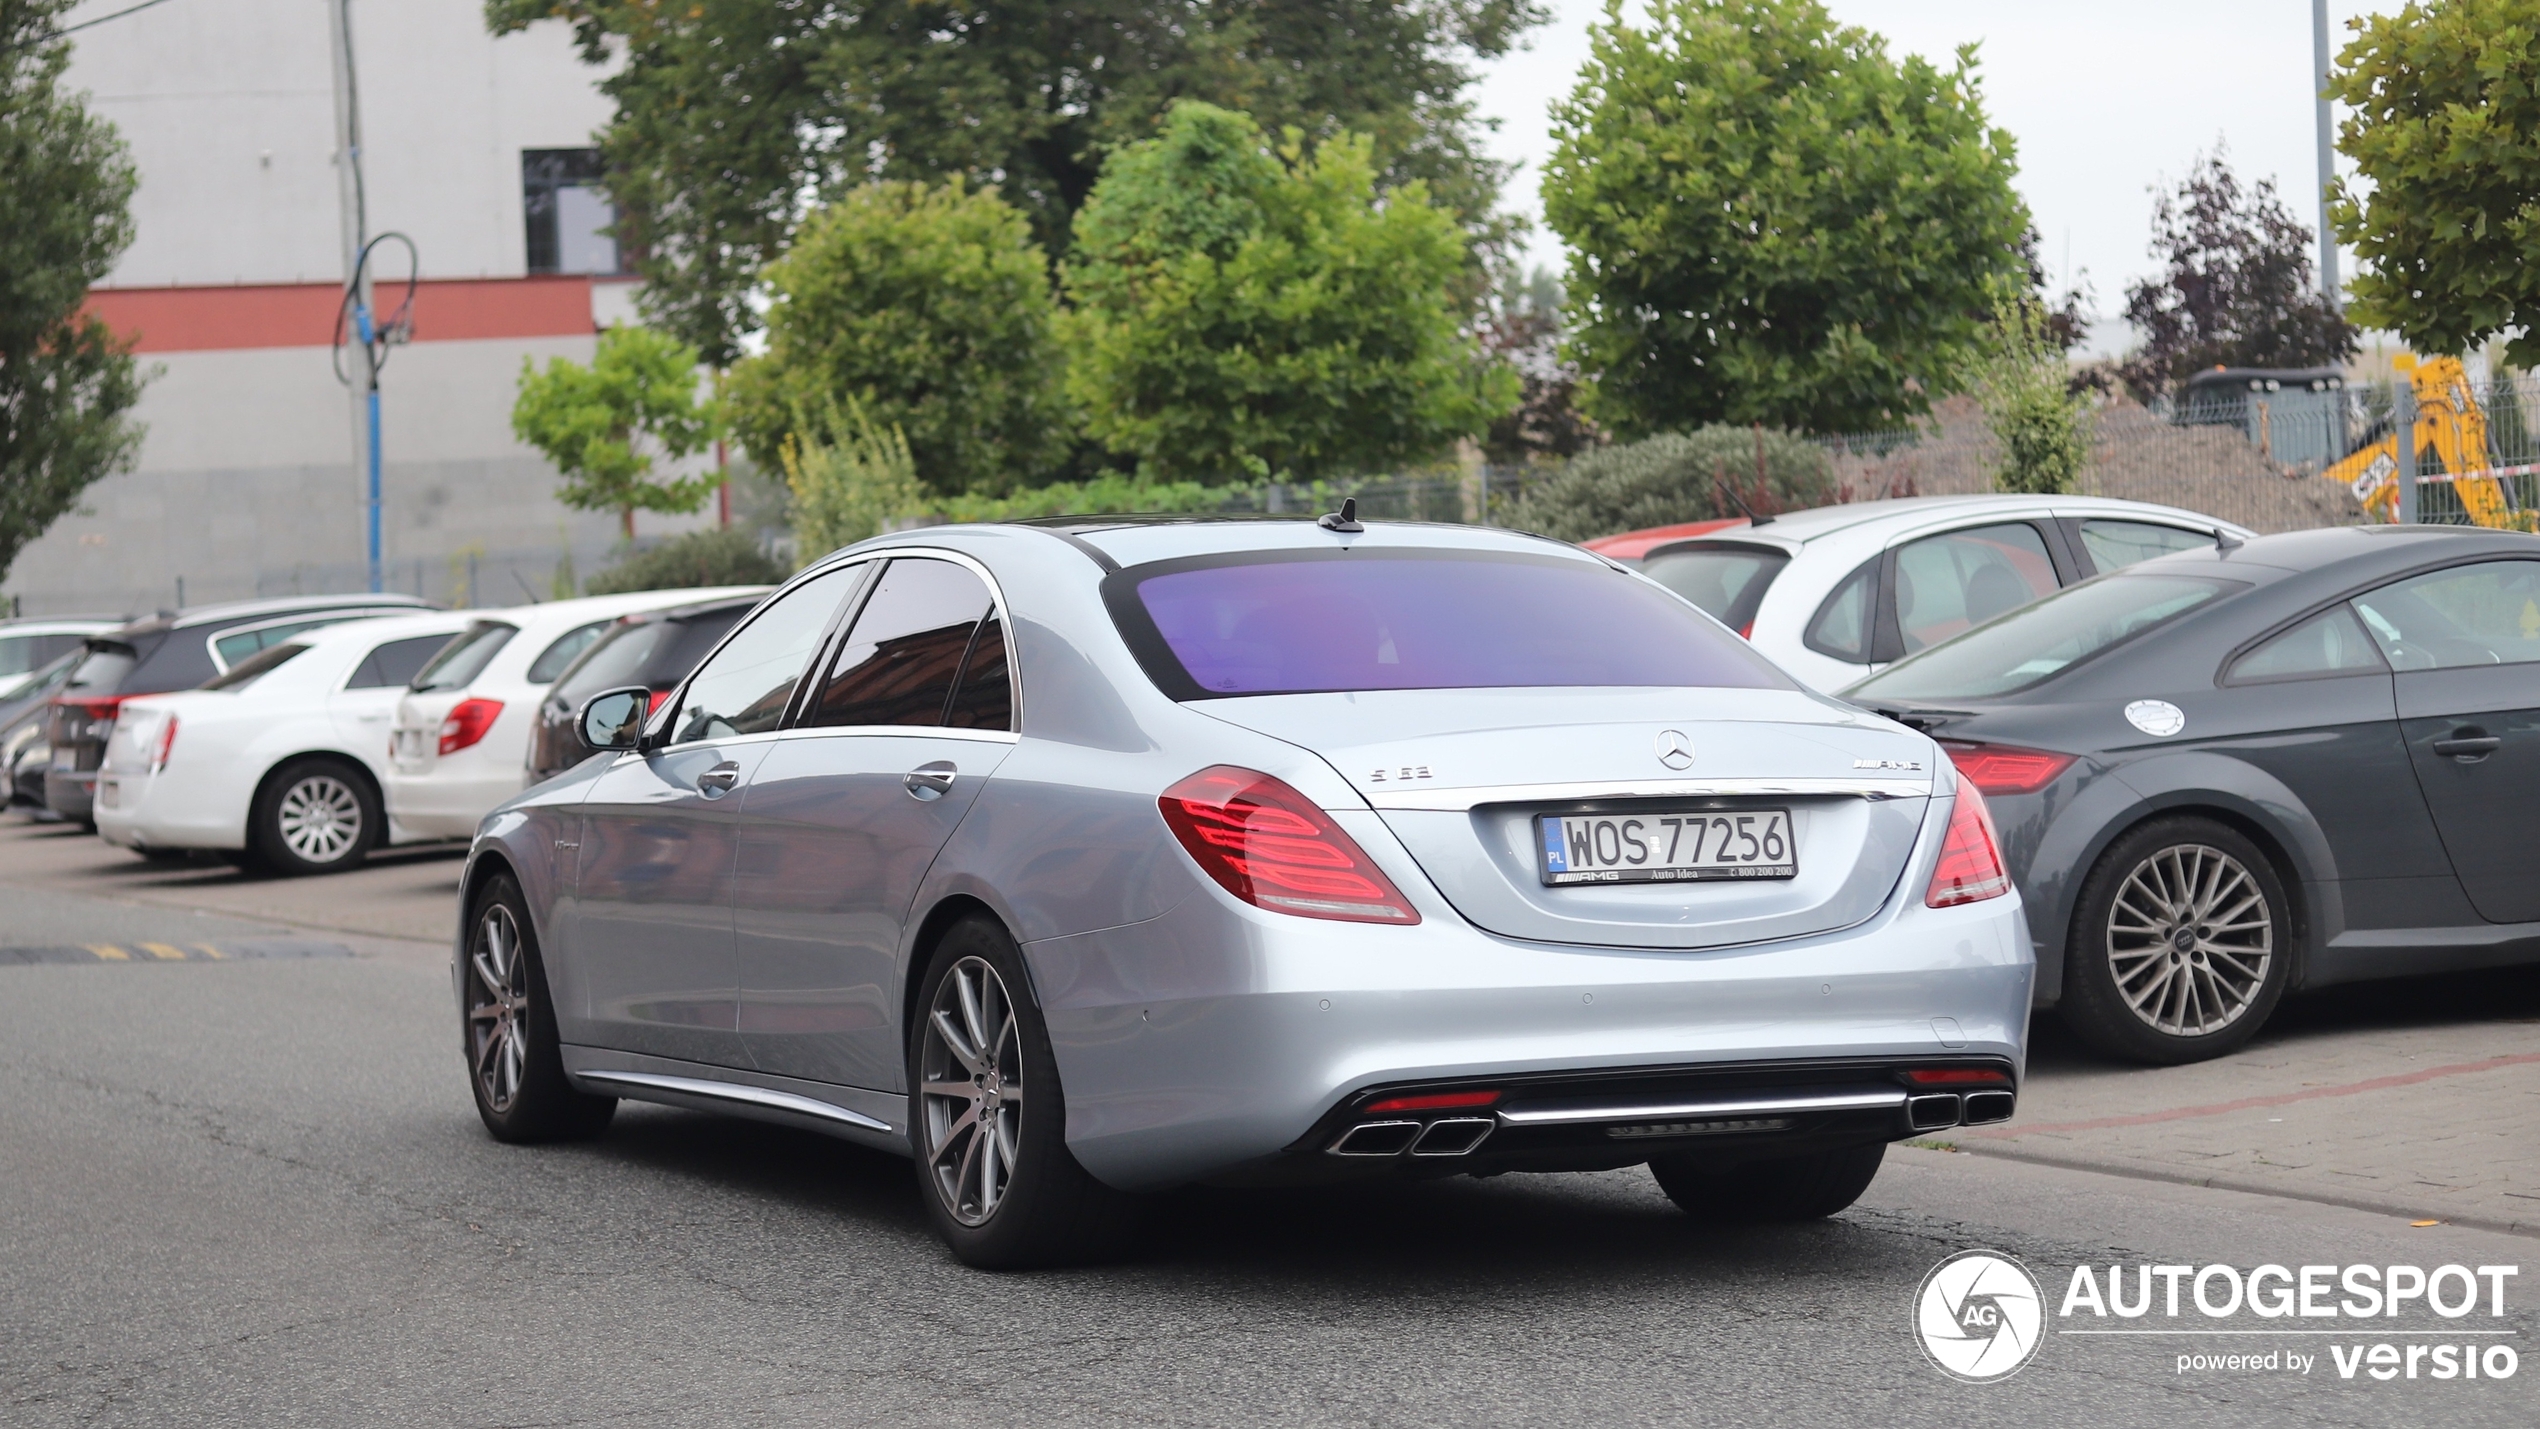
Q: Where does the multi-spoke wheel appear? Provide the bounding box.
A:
[918,955,1025,1227]
[467,901,531,1115]
[2064,819,2293,1064]
[461,873,614,1142]
[248,758,380,875]
[907,916,1140,1268]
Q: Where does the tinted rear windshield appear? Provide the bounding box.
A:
[411,622,517,692]
[1112,550,1790,698]
[1637,543,1789,630]
[1849,574,2243,702]
[552,622,671,704]
[203,642,307,691]
[65,642,139,695]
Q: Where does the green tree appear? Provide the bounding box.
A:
[724,181,1065,499]
[1063,102,1512,483]
[1,0,144,591]
[1543,0,2029,436]
[1505,426,1835,541]
[512,325,719,539]
[1968,290,2093,496]
[583,528,788,595]
[2328,0,2540,365]
[782,396,928,559]
[483,0,1542,366]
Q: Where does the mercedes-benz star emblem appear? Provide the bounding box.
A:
[1654,729,1694,770]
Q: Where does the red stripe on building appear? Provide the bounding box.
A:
[83,277,600,354]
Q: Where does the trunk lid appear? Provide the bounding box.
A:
[1196,687,1937,949]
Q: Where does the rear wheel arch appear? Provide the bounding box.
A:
[245,751,383,837]
[900,894,1009,1063]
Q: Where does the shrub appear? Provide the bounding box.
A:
[1506,427,1835,542]
[583,528,786,595]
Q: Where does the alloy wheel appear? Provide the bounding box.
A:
[466,902,530,1113]
[275,773,362,863]
[2104,843,2273,1038]
[918,955,1024,1227]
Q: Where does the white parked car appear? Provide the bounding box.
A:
[387,589,769,838]
[1610,496,2254,692]
[0,617,119,701]
[95,612,477,872]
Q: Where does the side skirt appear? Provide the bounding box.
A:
[559,1045,911,1157]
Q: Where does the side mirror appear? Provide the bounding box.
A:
[577,686,651,753]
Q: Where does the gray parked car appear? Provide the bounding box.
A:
[456,514,2031,1266]
[1848,524,2540,1065]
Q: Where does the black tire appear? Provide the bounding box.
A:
[1649,1142,1886,1221]
[462,872,616,1143]
[135,846,192,865]
[2061,817,2292,1066]
[249,757,381,876]
[908,914,1140,1269]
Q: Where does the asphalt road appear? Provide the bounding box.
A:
[4,819,2534,1427]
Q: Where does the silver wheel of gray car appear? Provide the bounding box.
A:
[466,901,530,1114]
[918,954,1025,1228]
[2104,842,2273,1038]
[275,772,363,863]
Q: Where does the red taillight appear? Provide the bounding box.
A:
[1902,1068,2009,1086]
[51,694,124,741]
[1940,740,2074,796]
[438,698,504,757]
[1158,765,1420,924]
[1925,780,2011,908]
[1364,1090,1501,1113]
[149,714,179,774]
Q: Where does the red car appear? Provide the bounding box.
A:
[1580,518,1750,564]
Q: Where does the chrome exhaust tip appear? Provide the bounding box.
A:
[1960,1089,2015,1125]
[1329,1120,1421,1156]
[1905,1093,1963,1132]
[1408,1117,1496,1156]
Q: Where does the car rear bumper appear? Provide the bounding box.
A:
[43,769,96,823]
[1029,883,2032,1192]
[386,768,522,838]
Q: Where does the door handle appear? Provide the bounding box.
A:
[696,760,742,797]
[905,761,957,800]
[2432,728,2502,760]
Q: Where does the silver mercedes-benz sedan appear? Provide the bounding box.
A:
[455,513,2031,1267]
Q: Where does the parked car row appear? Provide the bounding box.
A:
[6,587,771,876]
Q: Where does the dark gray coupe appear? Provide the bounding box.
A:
[1848,525,2540,1063]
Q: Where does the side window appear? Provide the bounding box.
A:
[2351,560,2540,671]
[1894,523,2058,654]
[1804,559,1878,662]
[2079,520,2215,573]
[348,635,463,690]
[526,620,613,684]
[808,558,993,728]
[668,566,862,743]
[945,614,1013,730]
[212,617,351,670]
[2227,607,2387,684]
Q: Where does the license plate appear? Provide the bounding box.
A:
[1538,808,1796,885]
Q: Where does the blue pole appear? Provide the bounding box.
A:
[357,303,382,591]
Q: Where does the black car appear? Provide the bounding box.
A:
[45,594,432,825]
[1848,525,2540,1064]
[523,592,764,784]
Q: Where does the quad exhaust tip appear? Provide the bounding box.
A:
[1328,1116,1498,1158]
[1960,1089,2016,1125]
[1905,1093,1964,1132]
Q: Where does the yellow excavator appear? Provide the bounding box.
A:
[2321,355,2531,529]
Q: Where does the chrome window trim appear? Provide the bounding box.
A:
[770,724,1020,745]
[797,545,1022,734]
[577,1069,894,1132]
[1361,776,1931,811]
[1496,1088,1907,1126]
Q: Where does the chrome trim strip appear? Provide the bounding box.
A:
[1495,1088,1907,1127]
[1362,777,1931,811]
[770,724,1020,745]
[578,1069,895,1133]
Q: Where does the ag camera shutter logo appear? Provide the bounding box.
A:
[1917,1250,2046,1382]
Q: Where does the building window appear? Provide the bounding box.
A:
[523,148,621,276]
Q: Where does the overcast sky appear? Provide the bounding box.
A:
[1469,1,2386,354]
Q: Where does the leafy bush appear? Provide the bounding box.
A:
[1506,428,1835,542]
[583,528,786,595]
[784,396,927,562]
[1968,293,2092,497]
